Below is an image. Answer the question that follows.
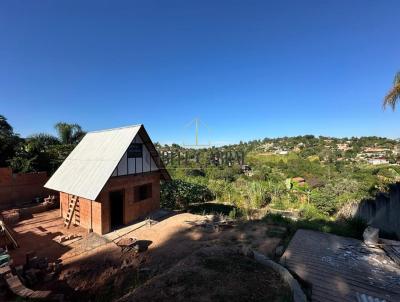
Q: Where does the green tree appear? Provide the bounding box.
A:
[8,133,61,173]
[383,71,400,110]
[7,121,85,173]
[26,133,60,152]
[0,115,21,166]
[160,179,214,209]
[0,115,13,133]
[54,122,85,144]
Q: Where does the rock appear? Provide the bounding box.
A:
[363,226,379,247]
[275,245,285,257]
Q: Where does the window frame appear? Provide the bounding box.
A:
[134,183,152,202]
[127,143,143,158]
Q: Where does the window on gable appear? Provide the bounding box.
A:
[134,183,152,202]
[127,143,143,158]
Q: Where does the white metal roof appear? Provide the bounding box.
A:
[44,125,141,200]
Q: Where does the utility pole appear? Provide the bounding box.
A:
[195,118,198,146]
[183,117,211,148]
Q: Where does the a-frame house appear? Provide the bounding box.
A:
[45,124,170,234]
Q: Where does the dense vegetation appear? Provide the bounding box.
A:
[0,115,85,173]
[2,114,399,237]
[159,135,400,225]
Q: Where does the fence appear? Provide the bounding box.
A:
[353,183,400,239]
[0,167,53,210]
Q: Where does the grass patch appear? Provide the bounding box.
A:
[187,202,240,217]
[263,213,367,246]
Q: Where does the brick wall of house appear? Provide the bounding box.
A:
[59,171,161,235]
[59,192,102,234]
[0,167,53,210]
[100,171,161,233]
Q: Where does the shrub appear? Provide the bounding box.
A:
[244,182,270,209]
[262,213,367,240]
[160,179,214,210]
[185,169,206,177]
[310,190,337,215]
[208,179,230,201]
[208,167,240,182]
[298,204,326,220]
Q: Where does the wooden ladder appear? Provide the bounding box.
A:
[64,195,80,228]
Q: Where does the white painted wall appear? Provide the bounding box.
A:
[111,133,158,177]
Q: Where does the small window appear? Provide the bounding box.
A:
[127,143,143,158]
[134,183,152,202]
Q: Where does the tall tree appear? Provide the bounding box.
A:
[54,122,85,144]
[26,133,60,152]
[0,115,13,134]
[0,115,21,167]
[383,71,400,110]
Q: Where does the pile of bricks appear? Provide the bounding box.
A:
[16,252,62,287]
[1,195,59,225]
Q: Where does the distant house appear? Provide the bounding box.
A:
[337,143,352,151]
[258,142,274,151]
[45,125,171,235]
[364,147,390,153]
[275,150,289,155]
[367,158,389,165]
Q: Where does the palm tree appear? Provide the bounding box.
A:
[383,71,400,110]
[54,122,85,144]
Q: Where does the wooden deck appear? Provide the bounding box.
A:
[281,229,400,302]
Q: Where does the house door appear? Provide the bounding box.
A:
[109,190,124,229]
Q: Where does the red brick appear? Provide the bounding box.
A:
[0,168,54,210]
[59,172,161,235]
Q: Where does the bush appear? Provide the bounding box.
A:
[208,167,240,182]
[298,204,326,220]
[310,178,364,215]
[160,180,214,210]
[207,179,230,201]
[263,213,367,240]
[185,169,206,177]
[311,190,338,215]
[244,182,271,209]
[187,203,241,217]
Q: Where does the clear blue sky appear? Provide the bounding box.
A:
[1,1,399,145]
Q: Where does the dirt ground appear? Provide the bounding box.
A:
[7,210,288,301]
[117,246,292,302]
[116,213,286,272]
[8,209,89,266]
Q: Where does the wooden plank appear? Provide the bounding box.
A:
[284,253,399,291]
[286,262,399,300]
[281,230,400,302]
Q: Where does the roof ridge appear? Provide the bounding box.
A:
[88,124,142,134]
